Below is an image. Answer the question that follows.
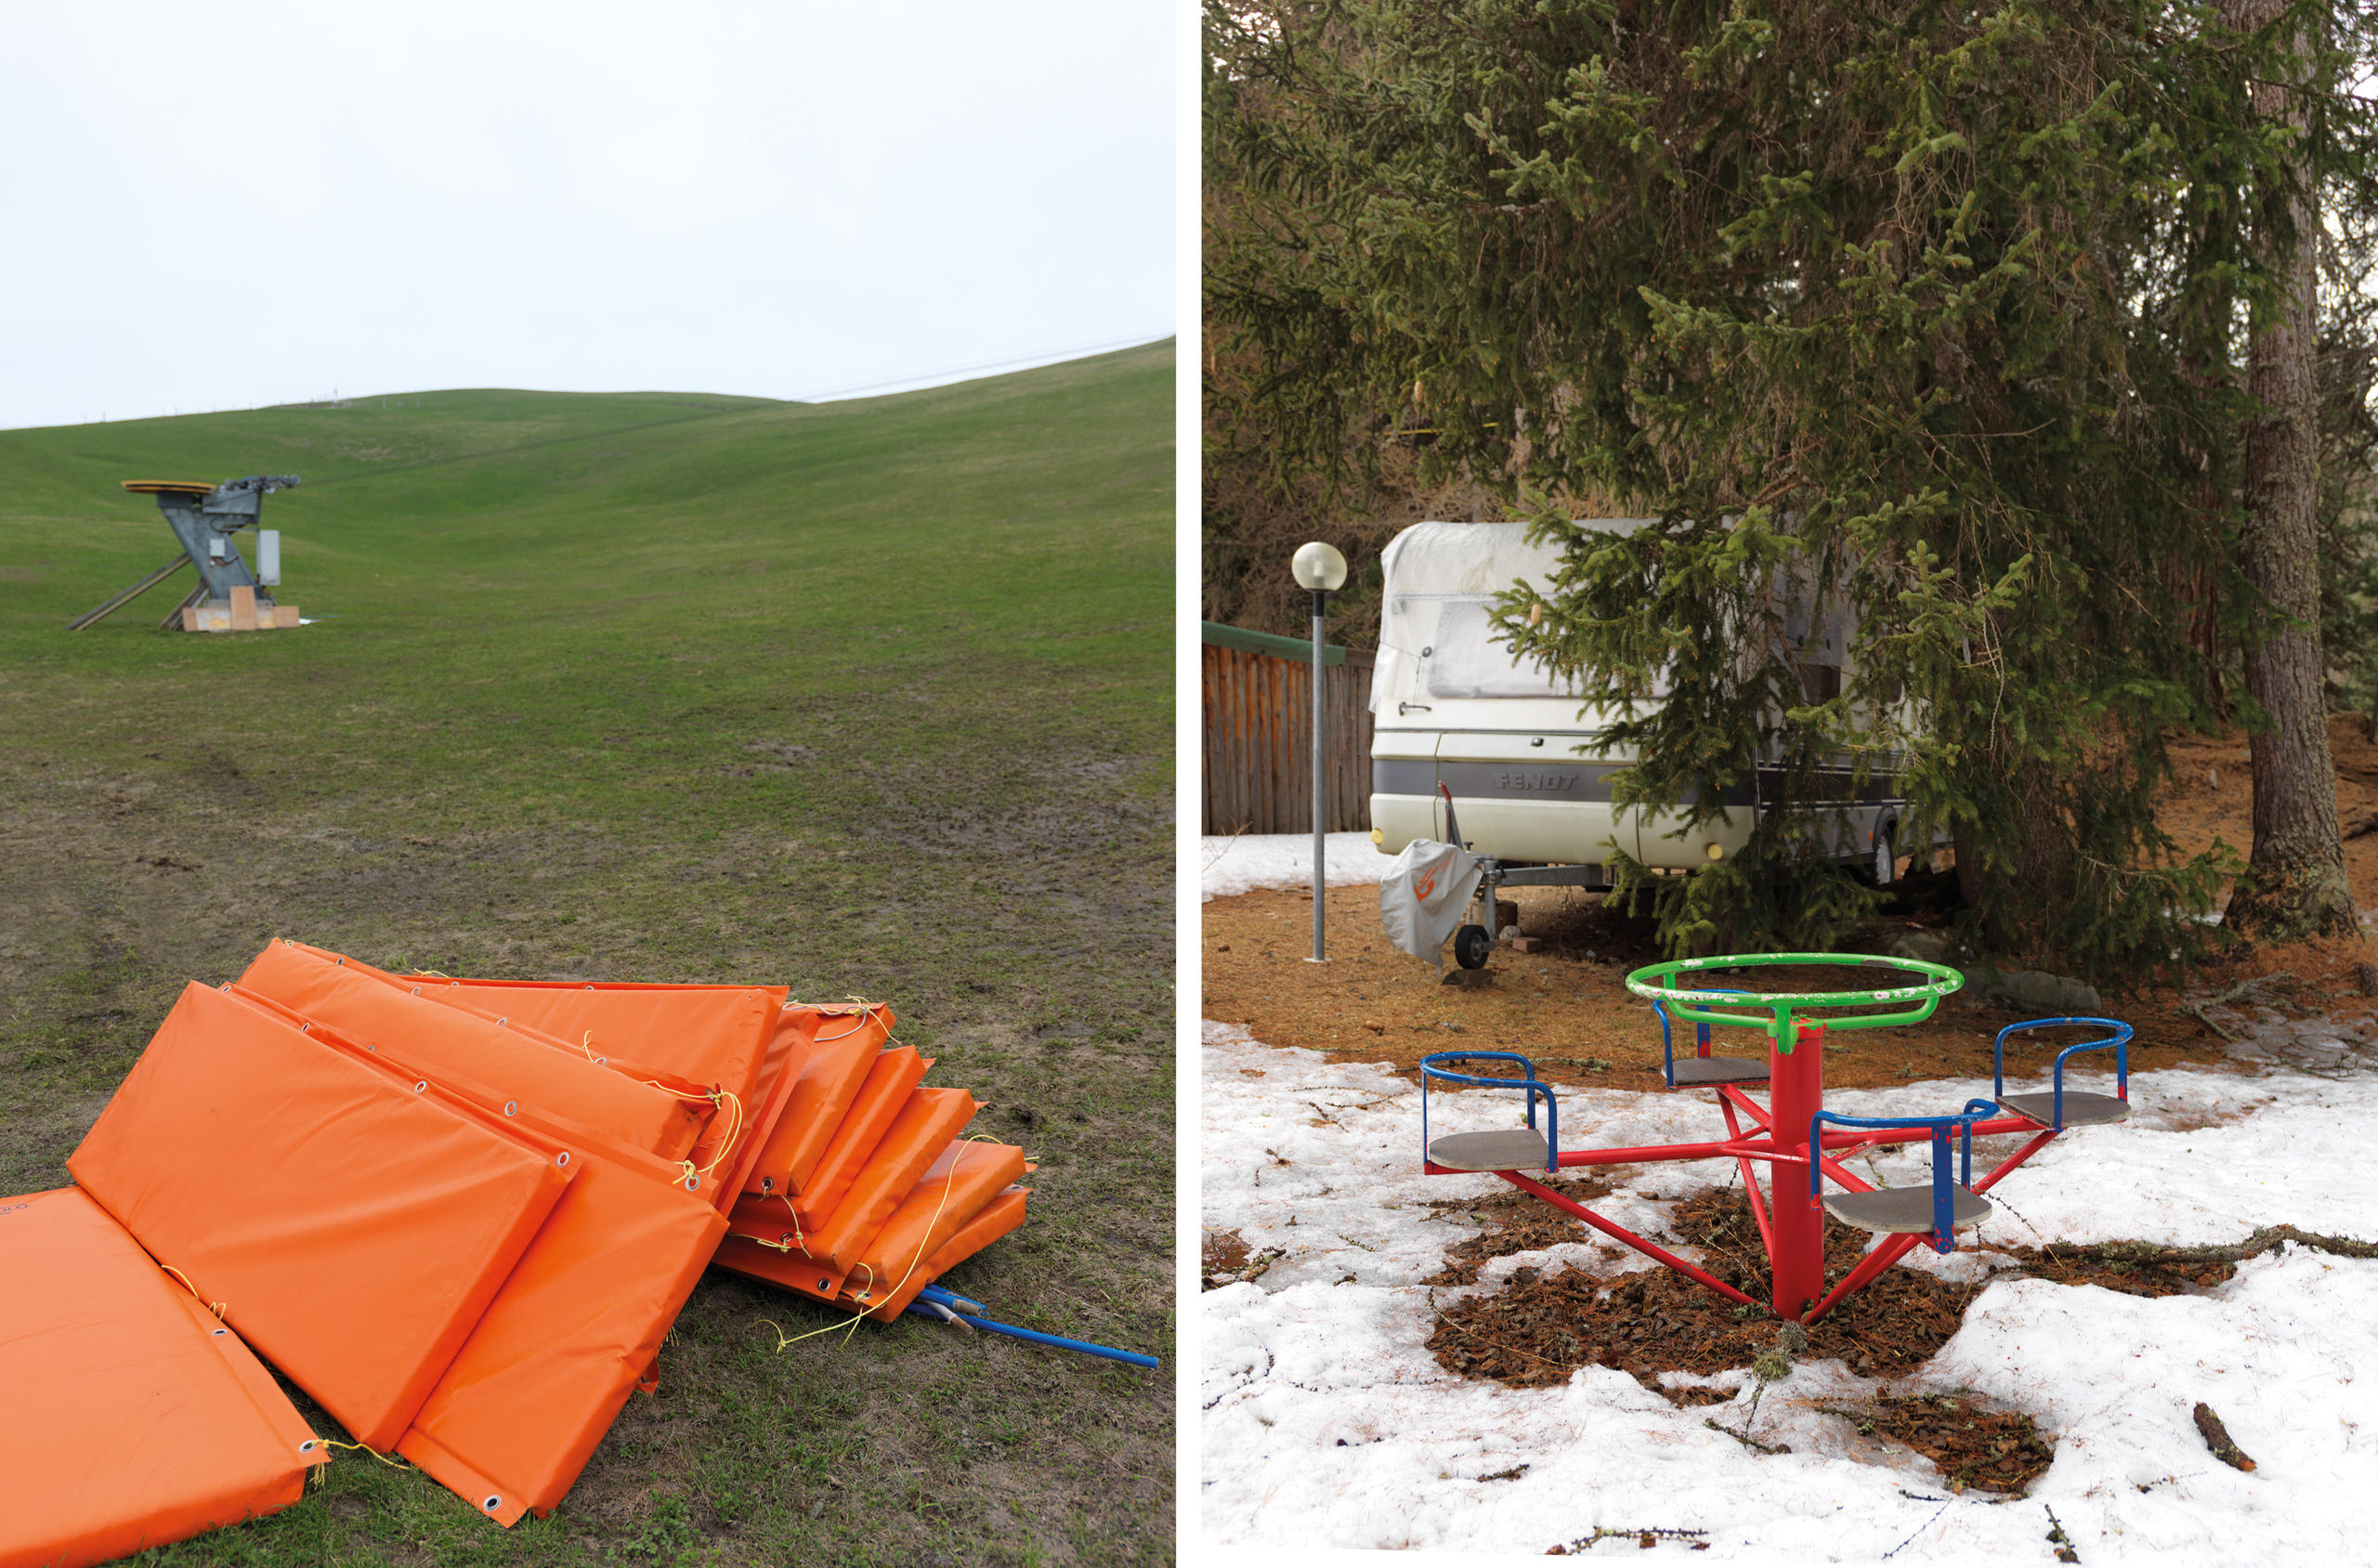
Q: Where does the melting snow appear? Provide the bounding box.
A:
[1202,831,1390,902]
[1199,1021,2378,1561]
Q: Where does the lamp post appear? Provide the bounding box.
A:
[1291,541,1349,962]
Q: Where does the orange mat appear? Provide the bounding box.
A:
[869,1185,1030,1319]
[804,1087,982,1275]
[229,986,728,1525]
[722,1190,846,1295]
[720,1185,1029,1322]
[847,1141,1028,1296]
[240,942,708,1161]
[0,1187,326,1568]
[717,1005,827,1204]
[412,975,779,1097]
[404,974,780,1184]
[67,983,571,1451]
[787,1046,929,1228]
[742,1005,892,1197]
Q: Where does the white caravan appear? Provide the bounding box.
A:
[1365,521,1906,966]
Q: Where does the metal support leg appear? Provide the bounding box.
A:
[1767,1020,1829,1320]
[1309,590,1327,963]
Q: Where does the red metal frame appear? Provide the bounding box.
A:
[1424,1019,2066,1322]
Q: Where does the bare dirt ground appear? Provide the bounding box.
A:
[1204,716,2378,1095]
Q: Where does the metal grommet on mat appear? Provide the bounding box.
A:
[299,1439,317,1453]
[759,1176,774,1193]
[413,1081,428,1094]
[211,1327,228,1337]
[496,1017,507,1026]
[503,1101,517,1117]
[484,1495,501,1512]
[684,1176,700,1192]
[555,1152,570,1167]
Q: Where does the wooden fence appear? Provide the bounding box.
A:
[1202,622,1376,835]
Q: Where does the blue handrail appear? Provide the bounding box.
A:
[1991,1017,2132,1130]
[1419,1051,1559,1173]
[1809,1100,1999,1254]
[1651,989,1755,1087]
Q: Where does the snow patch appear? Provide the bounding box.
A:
[1201,1022,2378,1560]
[1202,831,1391,901]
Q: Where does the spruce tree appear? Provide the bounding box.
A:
[1208,0,2378,973]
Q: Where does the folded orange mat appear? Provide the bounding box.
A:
[804,1087,982,1274]
[229,986,727,1525]
[714,1223,850,1301]
[855,1185,1029,1320]
[407,975,782,1186]
[742,1005,893,1197]
[717,1005,824,1205]
[0,1187,326,1568]
[722,1189,846,1296]
[69,983,572,1451]
[847,1141,1028,1297]
[722,1185,1029,1323]
[788,1045,929,1227]
[240,942,708,1162]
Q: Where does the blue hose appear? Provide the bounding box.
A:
[918,1283,986,1313]
[901,1301,1159,1368]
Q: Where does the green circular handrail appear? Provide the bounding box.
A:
[1624,952,1964,1054]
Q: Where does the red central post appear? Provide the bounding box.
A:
[1766,1016,1827,1320]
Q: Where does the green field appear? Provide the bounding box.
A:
[0,344,1175,1566]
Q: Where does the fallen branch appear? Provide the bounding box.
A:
[1703,1417,1791,1455]
[1546,1525,1710,1554]
[2180,970,2296,1039]
[2027,1224,2378,1268]
[2193,1403,2256,1471]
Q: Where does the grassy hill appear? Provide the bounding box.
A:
[0,344,1174,1566]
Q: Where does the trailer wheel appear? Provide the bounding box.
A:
[1870,821,1898,887]
[1453,923,1492,969]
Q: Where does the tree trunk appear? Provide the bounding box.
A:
[2222,0,2357,941]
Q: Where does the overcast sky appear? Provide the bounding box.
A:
[0,2,1173,430]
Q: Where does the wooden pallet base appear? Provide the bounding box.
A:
[181,599,301,633]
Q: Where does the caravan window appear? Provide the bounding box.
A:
[1418,598,1569,699]
[1418,597,1599,700]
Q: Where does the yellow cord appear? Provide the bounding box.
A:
[318,1438,412,1470]
[756,1305,869,1352]
[571,1030,745,1185]
[813,1000,877,1043]
[160,1264,227,1319]
[861,1131,997,1306]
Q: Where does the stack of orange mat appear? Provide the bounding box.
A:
[0,940,1030,1568]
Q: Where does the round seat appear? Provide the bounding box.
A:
[1668,1055,1769,1088]
[1425,1128,1550,1171]
[1997,1091,2128,1128]
[1821,1184,1991,1235]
